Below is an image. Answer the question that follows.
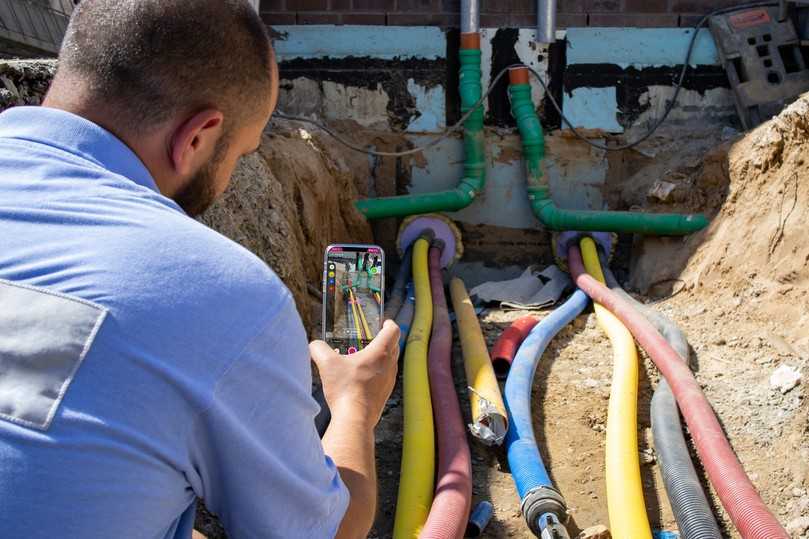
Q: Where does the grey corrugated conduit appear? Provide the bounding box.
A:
[602,265,722,539]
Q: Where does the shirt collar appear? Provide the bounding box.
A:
[0,106,159,194]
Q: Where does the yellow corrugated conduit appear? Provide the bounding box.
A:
[580,237,652,539]
[394,236,435,538]
[449,277,508,446]
[353,289,374,340]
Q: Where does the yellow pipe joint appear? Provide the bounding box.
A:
[449,277,508,445]
[393,238,435,538]
[581,237,651,539]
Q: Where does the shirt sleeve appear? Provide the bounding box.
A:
[186,295,349,539]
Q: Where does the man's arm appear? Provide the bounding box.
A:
[311,320,400,539]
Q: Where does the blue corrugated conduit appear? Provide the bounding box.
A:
[504,290,590,538]
[602,266,722,539]
[386,247,413,320]
[395,282,416,355]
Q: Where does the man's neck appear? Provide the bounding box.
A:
[42,78,176,197]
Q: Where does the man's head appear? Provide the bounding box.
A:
[45,0,278,216]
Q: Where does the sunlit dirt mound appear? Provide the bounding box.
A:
[679,96,809,346]
[631,95,809,348]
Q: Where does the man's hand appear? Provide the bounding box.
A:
[312,320,400,539]
[310,320,400,427]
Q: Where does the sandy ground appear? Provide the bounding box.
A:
[371,288,808,538]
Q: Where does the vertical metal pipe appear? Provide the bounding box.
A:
[461,0,480,34]
[537,0,557,44]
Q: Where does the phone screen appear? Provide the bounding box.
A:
[323,245,385,355]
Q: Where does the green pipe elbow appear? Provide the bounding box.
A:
[354,47,487,220]
[510,80,709,236]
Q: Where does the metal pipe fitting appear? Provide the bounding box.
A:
[537,0,557,44]
[461,0,480,34]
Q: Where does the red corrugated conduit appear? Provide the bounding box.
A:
[490,316,539,379]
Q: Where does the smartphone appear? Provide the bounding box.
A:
[322,244,385,355]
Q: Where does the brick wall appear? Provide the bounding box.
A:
[261,0,745,28]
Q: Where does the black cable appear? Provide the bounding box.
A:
[274,65,514,158]
[274,2,776,155]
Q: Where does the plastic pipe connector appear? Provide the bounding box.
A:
[394,238,435,538]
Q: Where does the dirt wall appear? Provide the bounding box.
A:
[631,93,809,349]
[201,122,373,331]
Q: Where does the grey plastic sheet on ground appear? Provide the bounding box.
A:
[469,265,571,310]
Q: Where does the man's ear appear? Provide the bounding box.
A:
[169,109,224,176]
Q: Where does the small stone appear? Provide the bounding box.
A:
[648,181,678,203]
[786,516,809,535]
[793,487,805,497]
[714,338,727,346]
[639,448,656,465]
[770,365,802,394]
[577,524,611,539]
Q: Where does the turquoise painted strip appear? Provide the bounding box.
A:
[566,28,719,68]
[563,87,624,133]
[272,25,446,61]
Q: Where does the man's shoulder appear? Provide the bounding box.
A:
[109,210,295,336]
[149,215,285,303]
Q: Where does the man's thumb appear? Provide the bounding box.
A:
[310,340,337,368]
[367,320,400,351]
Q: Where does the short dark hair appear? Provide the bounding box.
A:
[58,0,273,132]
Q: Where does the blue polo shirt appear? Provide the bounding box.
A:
[0,107,348,538]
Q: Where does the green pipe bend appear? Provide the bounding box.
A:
[355,48,486,220]
[508,82,709,236]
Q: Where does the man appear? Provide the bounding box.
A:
[0,1,399,538]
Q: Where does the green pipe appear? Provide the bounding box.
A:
[355,48,486,220]
[508,81,709,236]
